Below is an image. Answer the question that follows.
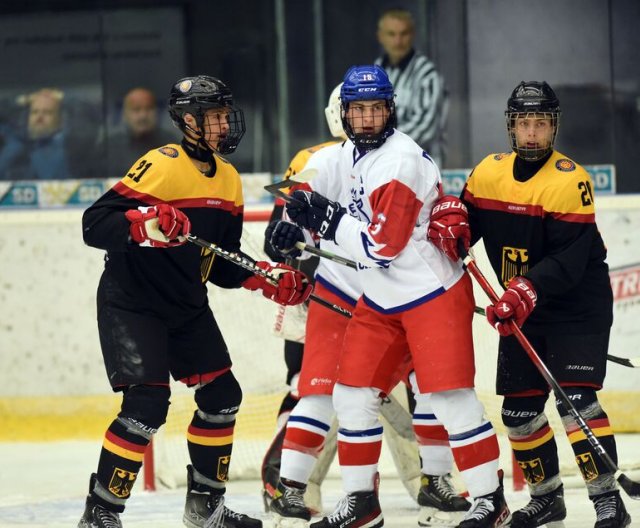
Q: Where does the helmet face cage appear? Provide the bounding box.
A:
[339,65,396,151]
[505,81,561,162]
[169,76,246,155]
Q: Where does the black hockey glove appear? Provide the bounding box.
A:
[265,220,305,258]
[286,190,345,241]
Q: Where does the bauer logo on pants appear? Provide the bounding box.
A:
[108,468,137,498]
[501,247,529,288]
[217,455,230,481]
[518,457,545,484]
[576,452,599,482]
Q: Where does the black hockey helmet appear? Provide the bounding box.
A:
[168,75,245,155]
[505,81,561,161]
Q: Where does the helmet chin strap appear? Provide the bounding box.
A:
[181,124,215,164]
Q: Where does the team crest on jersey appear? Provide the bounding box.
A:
[518,458,545,484]
[158,146,179,158]
[179,80,192,93]
[576,452,599,481]
[501,247,529,287]
[556,159,576,172]
[217,455,230,481]
[108,468,137,498]
[493,153,510,161]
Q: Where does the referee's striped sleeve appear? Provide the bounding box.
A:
[395,56,444,146]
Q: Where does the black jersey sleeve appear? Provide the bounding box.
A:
[82,187,139,252]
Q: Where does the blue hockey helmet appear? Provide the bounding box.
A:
[340,65,396,150]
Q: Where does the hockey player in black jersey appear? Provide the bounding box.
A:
[428,81,631,528]
[77,75,312,528]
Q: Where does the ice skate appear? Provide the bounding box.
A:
[77,473,123,528]
[78,499,123,528]
[510,484,566,528]
[309,490,383,528]
[456,484,510,528]
[592,491,631,528]
[183,465,262,528]
[417,473,471,527]
[270,480,312,527]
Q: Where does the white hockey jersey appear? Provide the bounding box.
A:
[307,130,463,313]
[302,143,361,303]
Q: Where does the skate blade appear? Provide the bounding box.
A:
[544,522,566,528]
[418,506,466,527]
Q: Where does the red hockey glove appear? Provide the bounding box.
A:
[427,195,470,262]
[265,220,305,258]
[285,190,345,241]
[486,277,537,336]
[125,204,191,248]
[242,261,312,306]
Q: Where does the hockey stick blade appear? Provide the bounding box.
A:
[606,355,640,369]
[263,168,318,197]
[458,241,640,500]
[617,473,640,500]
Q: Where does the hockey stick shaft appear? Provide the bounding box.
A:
[185,234,351,320]
[459,245,640,499]
[293,241,358,270]
[472,306,638,368]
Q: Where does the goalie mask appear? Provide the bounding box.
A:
[505,80,561,162]
[169,75,246,156]
[324,83,347,140]
[340,65,396,151]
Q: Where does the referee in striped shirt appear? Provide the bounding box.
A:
[375,8,449,167]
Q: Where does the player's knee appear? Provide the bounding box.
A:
[430,388,486,434]
[119,384,171,431]
[555,387,600,418]
[290,394,334,426]
[333,384,381,430]
[501,395,548,432]
[195,370,242,420]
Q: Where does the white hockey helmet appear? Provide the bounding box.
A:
[324,83,347,140]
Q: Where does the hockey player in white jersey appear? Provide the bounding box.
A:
[283,65,511,528]
[266,86,471,528]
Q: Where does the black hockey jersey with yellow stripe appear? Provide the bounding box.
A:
[462,150,612,335]
[82,144,254,320]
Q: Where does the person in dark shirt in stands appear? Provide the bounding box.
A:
[0,88,72,180]
[100,87,178,177]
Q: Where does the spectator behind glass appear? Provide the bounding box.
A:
[375,8,449,166]
[0,88,74,180]
[100,87,179,177]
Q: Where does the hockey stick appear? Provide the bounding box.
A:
[264,168,318,205]
[472,306,639,369]
[459,244,640,499]
[185,234,352,319]
[293,242,358,270]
